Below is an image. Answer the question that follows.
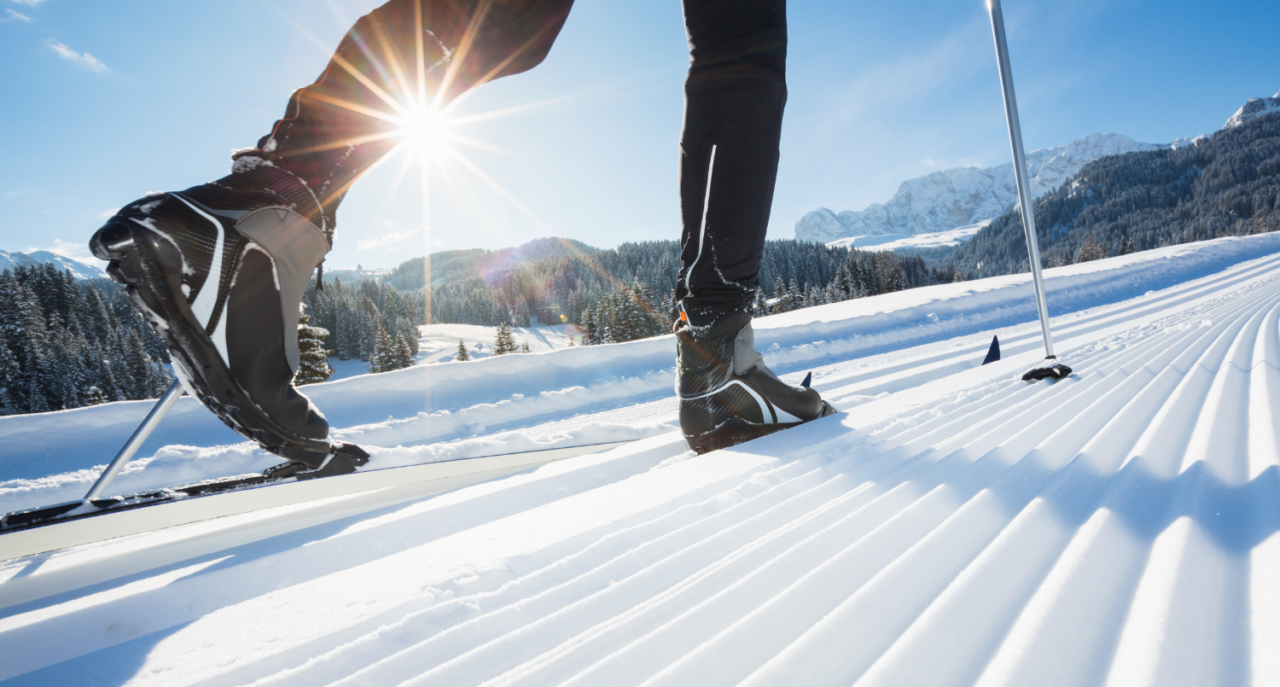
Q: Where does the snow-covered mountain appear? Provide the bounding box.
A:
[795,133,1161,243]
[0,250,106,280]
[1224,88,1280,129]
[799,89,1280,246]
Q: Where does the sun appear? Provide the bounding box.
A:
[397,101,454,156]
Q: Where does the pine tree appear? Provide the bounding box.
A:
[1075,235,1108,263]
[391,333,415,371]
[84,386,107,406]
[520,340,531,354]
[579,308,595,345]
[369,324,395,373]
[295,309,334,385]
[455,339,471,361]
[832,262,852,299]
[752,288,768,317]
[493,322,518,355]
[0,330,20,415]
[358,297,380,361]
[786,279,803,312]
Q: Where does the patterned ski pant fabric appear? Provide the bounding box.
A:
[245,0,786,316]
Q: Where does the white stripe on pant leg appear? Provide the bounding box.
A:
[685,144,717,299]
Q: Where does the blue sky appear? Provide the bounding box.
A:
[1,0,1277,270]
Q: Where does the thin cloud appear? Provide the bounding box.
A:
[46,40,108,73]
[3,9,32,22]
[95,207,120,220]
[921,156,984,170]
[357,229,421,251]
[12,0,48,5]
[820,19,989,129]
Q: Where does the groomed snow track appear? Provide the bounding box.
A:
[2,240,1280,685]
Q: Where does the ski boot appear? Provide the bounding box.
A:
[90,165,368,475]
[676,311,836,454]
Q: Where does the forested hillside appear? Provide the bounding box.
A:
[0,265,172,416]
[394,238,956,329]
[946,111,1280,277]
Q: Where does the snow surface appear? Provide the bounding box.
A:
[326,324,579,381]
[826,220,991,252]
[3,233,1280,684]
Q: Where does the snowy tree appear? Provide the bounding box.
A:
[455,339,471,361]
[358,296,380,361]
[369,324,395,373]
[599,322,617,344]
[773,277,788,313]
[520,340,531,354]
[786,280,803,311]
[0,330,20,415]
[391,333,415,371]
[1075,235,1108,264]
[295,309,334,385]
[84,386,107,407]
[578,308,596,346]
[492,323,518,356]
[832,262,852,300]
[752,288,768,317]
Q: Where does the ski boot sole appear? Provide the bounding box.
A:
[685,402,837,455]
[263,444,371,481]
[686,401,834,455]
[91,214,339,468]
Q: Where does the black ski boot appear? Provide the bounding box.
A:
[90,165,367,474]
[676,311,835,454]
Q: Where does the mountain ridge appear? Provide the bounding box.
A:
[797,90,1280,246]
[0,250,107,280]
[1225,89,1280,130]
[795,132,1162,243]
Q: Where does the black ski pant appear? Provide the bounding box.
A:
[241,0,786,322]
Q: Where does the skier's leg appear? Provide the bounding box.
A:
[236,0,576,235]
[675,0,787,322]
[673,0,834,454]
[90,0,573,472]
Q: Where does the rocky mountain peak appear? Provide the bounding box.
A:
[1224,89,1280,129]
[794,133,1160,243]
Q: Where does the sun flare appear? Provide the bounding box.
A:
[396,101,454,156]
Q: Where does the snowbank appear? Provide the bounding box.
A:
[3,232,1280,513]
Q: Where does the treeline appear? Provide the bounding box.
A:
[578,249,964,344]
[0,265,172,416]
[393,238,957,334]
[945,111,1280,277]
[301,277,424,370]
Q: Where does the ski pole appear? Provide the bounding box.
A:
[83,380,184,501]
[986,0,1056,362]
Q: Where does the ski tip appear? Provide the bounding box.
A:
[801,372,812,388]
[1021,362,1073,381]
[982,335,1001,366]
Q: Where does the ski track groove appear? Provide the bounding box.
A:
[271,268,1280,687]
[2,245,1280,686]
